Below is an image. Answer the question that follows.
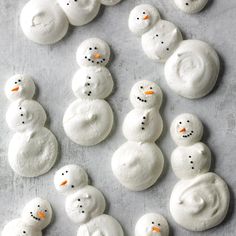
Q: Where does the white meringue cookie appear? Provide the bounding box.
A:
[100,0,121,6]
[165,40,220,99]
[57,0,100,26]
[174,0,208,14]
[170,113,204,146]
[77,214,124,236]
[135,213,169,236]
[112,142,164,191]
[141,20,183,63]
[170,172,230,231]
[20,0,69,45]
[5,75,35,101]
[2,198,52,236]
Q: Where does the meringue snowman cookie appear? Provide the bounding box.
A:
[54,164,89,194]
[135,213,169,236]
[77,214,124,236]
[174,0,208,14]
[170,172,230,231]
[54,165,124,235]
[112,80,164,191]
[20,0,69,44]
[165,40,220,99]
[5,75,58,177]
[2,198,52,236]
[170,113,230,231]
[63,38,114,146]
[170,113,204,146]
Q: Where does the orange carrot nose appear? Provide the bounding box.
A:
[143,15,149,20]
[60,180,68,186]
[144,90,155,95]
[93,53,101,59]
[179,127,186,133]
[11,86,19,92]
[152,226,161,233]
[37,211,46,219]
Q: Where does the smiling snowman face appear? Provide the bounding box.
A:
[65,185,106,224]
[142,20,183,62]
[6,100,46,133]
[135,213,169,236]
[76,38,111,67]
[5,75,35,101]
[170,113,203,146]
[171,142,211,179]
[57,0,100,26]
[174,0,208,14]
[72,67,113,99]
[20,0,69,44]
[130,80,163,109]
[21,198,52,230]
[128,4,160,36]
[54,165,89,194]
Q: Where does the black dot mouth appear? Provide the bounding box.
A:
[30,212,41,221]
[137,96,147,103]
[182,130,194,138]
[84,56,106,65]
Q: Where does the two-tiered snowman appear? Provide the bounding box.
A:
[20,0,122,44]
[112,80,164,191]
[5,74,58,177]
[63,38,114,146]
[2,198,53,236]
[54,164,124,236]
[169,113,230,231]
[128,4,220,99]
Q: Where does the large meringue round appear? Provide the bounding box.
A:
[135,213,169,236]
[174,0,208,14]
[165,40,220,99]
[170,172,230,231]
[20,0,69,45]
[111,142,164,191]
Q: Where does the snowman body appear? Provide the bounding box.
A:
[169,113,230,231]
[54,165,124,236]
[112,80,164,191]
[129,4,220,99]
[5,75,58,177]
[1,198,52,236]
[63,39,114,146]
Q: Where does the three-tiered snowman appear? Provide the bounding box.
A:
[128,4,220,99]
[54,164,124,236]
[2,198,53,236]
[169,113,230,231]
[63,38,114,146]
[5,74,58,177]
[112,80,164,191]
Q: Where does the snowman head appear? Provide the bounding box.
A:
[171,143,211,179]
[65,185,106,224]
[170,113,203,146]
[21,198,52,230]
[72,67,113,99]
[54,164,89,194]
[128,4,160,36]
[135,213,169,236]
[76,38,110,67]
[130,80,163,109]
[20,0,69,45]
[6,100,47,133]
[5,75,35,101]
[174,0,208,14]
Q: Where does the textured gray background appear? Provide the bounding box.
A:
[0,0,235,235]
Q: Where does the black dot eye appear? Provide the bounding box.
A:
[140,86,143,89]
[71,185,74,188]
[152,222,155,224]
[67,3,69,5]
[158,223,161,226]
[150,87,152,89]
[19,107,22,110]
[89,48,92,50]
[66,171,68,173]
[94,47,97,50]
[18,79,21,82]
[23,231,26,234]
[45,210,47,212]
[22,121,25,124]
[186,3,189,6]
[187,120,190,123]
[143,12,146,14]
[166,48,169,51]
[189,155,192,158]
[179,122,182,124]
[74,0,77,1]
[137,17,139,20]
[62,173,64,175]
[15,81,17,84]
[82,211,85,213]
[38,205,40,207]
[156,34,159,37]
[78,199,80,201]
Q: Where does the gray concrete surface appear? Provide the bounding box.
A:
[0,0,235,235]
